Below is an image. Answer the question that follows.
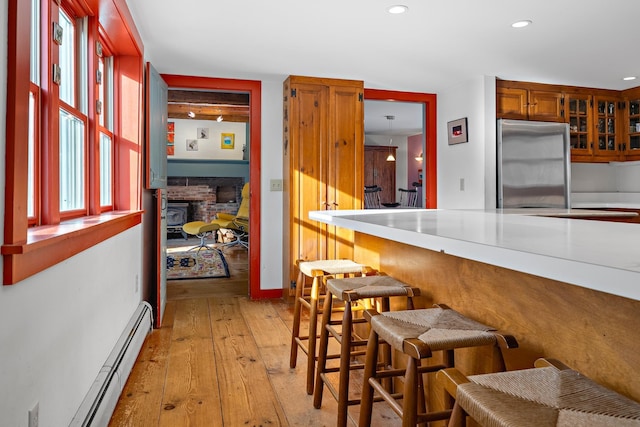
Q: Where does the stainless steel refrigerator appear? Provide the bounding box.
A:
[497,119,571,208]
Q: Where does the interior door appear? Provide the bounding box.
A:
[146,63,168,189]
[145,62,168,326]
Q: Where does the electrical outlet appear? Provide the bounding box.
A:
[28,402,39,427]
[459,178,465,191]
[270,179,283,192]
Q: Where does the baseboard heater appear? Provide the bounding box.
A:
[70,301,153,427]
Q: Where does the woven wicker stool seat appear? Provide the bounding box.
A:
[359,305,518,427]
[313,275,421,427]
[438,358,640,427]
[290,259,370,395]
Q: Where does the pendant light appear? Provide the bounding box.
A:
[385,115,396,162]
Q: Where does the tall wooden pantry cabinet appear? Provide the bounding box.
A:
[282,76,364,292]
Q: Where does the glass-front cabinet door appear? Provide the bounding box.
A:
[593,96,620,159]
[627,98,640,152]
[566,93,592,159]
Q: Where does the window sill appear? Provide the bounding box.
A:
[2,210,143,285]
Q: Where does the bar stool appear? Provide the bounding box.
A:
[289,259,371,395]
[437,358,640,427]
[313,274,421,427]
[359,304,518,427]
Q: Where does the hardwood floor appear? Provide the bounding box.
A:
[109,245,402,426]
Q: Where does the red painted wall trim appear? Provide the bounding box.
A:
[363,89,438,208]
[160,75,264,299]
[4,0,31,244]
[2,211,142,284]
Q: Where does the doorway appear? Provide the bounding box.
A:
[364,89,437,208]
[161,74,263,299]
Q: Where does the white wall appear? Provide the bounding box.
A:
[572,161,640,193]
[437,76,495,209]
[169,119,246,160]
[258,79,284,290]
[0,228,143,427]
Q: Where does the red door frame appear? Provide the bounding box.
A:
[160,75,272,299]
[364,89,437,208]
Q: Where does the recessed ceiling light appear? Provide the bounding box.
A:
[187,111,195,118]
[387,5,408,14]
[623,76,637,81]
[512,20,532,28]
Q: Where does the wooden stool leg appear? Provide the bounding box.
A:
[358,328,379,427]
[449,403,468,427]
[305,275,321,395]
[290,268,304,368]
[313,290,334,408]
[336,301,353,427]
[403,357,419,427]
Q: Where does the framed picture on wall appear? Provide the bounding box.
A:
[186,139,198,151]
[197,127,209,139]
[221,133,235,149]
[447,117,468,145]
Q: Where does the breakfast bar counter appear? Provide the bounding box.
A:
[309,208,640,404]
[309,208,640,301]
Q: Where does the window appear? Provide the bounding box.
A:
[97,44,114,208]
[3,0,144,284]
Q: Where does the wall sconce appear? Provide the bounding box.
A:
[415,152,423,161]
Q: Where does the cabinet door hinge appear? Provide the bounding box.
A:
[359,93,363,102]
[560,97,565,106]
[291,88,297,98]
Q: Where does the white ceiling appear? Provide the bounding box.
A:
[125,0,640,133]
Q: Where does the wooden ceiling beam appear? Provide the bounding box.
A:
[167,89,250,122]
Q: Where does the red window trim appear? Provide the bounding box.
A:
[3,0,143,285]
[2,211,142,284]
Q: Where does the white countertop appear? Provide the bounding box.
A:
[309,209,640,302]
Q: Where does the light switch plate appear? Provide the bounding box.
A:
[270,179,283,192]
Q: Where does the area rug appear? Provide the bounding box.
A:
[166,246,230,280]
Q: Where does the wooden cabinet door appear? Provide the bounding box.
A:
[566,93,593,161]
[289,82,328,264]
[326,83,363,259]
[497,87,528,119]
[624,93,640,160]
[529,90,564,122]
[593,96,621,160]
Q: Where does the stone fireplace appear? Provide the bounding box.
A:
[167,177,245,225]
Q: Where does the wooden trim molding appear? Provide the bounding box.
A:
[363,89,438,208]
[160,75,270,299]
[2,211,142,284]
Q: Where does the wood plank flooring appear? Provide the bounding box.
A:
[109,245,402,426]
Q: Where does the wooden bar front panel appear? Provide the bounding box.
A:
[355,232,640,404]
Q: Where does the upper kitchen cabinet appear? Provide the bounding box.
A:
[496,80,564,122]
[622,86,640,161]
[497,79,640,163]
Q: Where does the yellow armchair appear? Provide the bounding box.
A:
[182,183,249,251]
